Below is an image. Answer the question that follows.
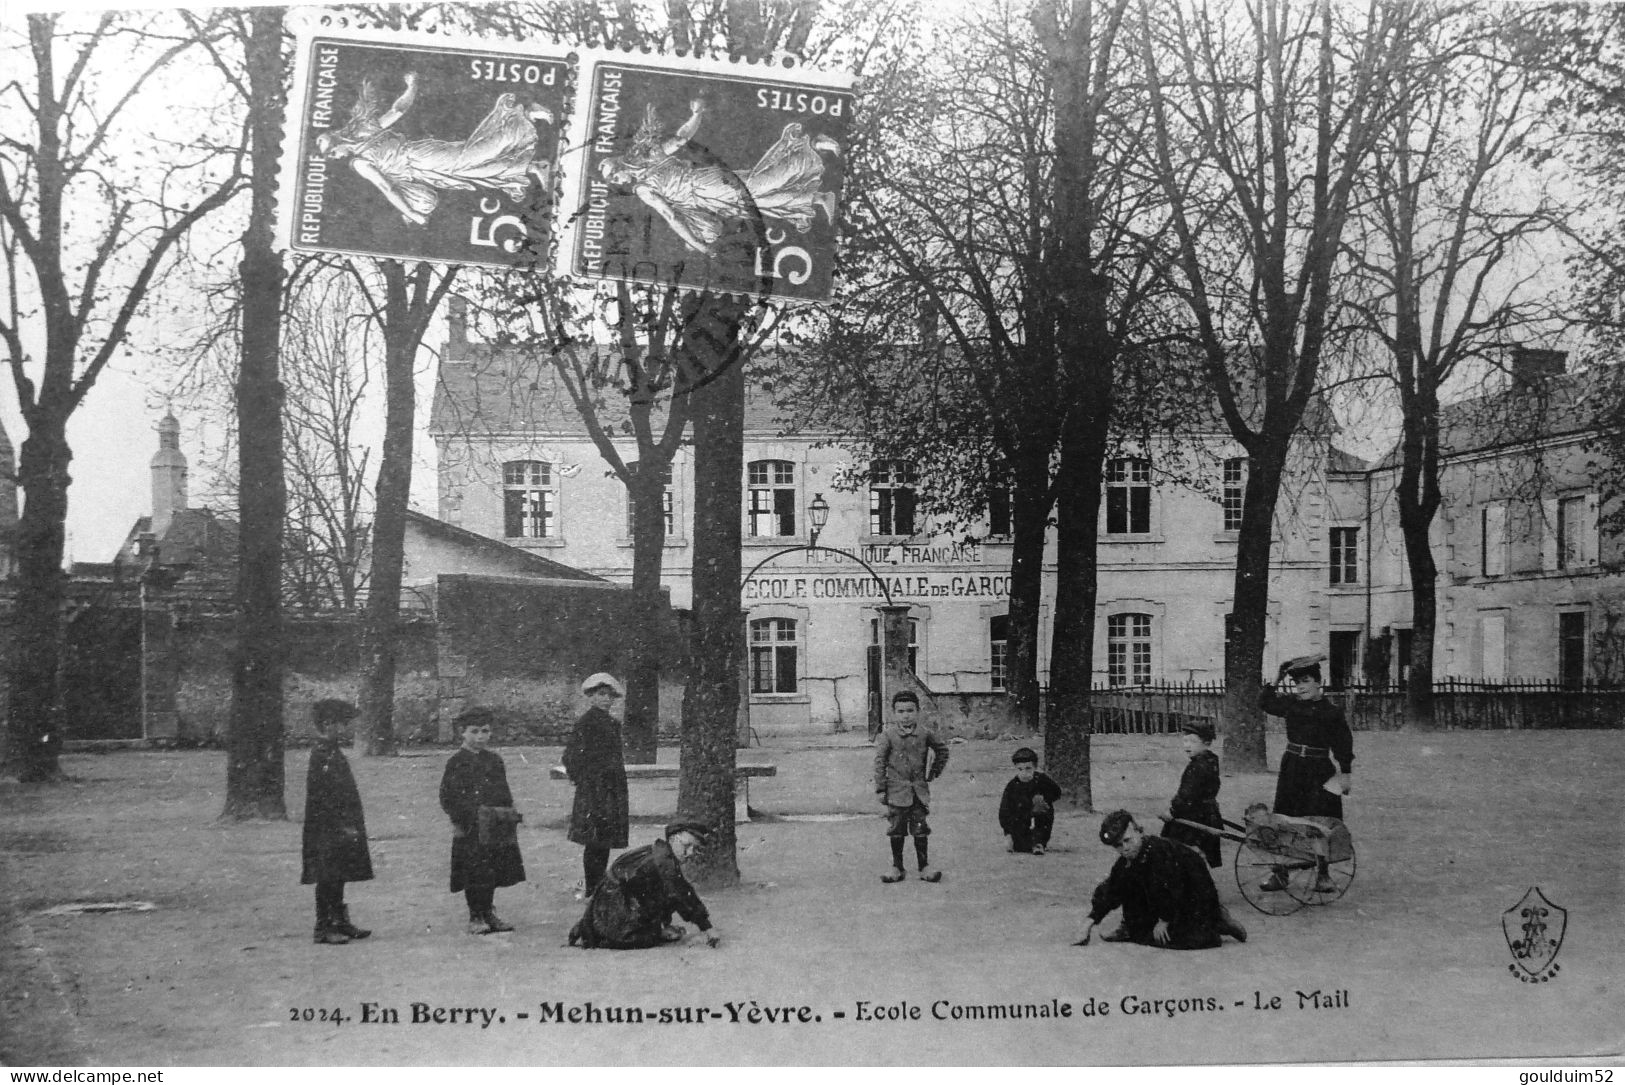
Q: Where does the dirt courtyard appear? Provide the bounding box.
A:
[2,728,1620,1066]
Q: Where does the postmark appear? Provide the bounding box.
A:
[278,28,570,268]
[559,55,854,300]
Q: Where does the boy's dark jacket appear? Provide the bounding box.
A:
[1163,749,1223,867]
[563,705,630,849]
[569,838,711,948]
[440,747,526,892]
[998,771,1062,834]
[301,740,373,885]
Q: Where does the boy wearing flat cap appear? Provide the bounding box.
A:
[1081,810,1246,950]
[1260,653,1354,892]
[1161,720,1224,867]
[301,699,373,945]
[563,672,630,897]
[568,821,721,949]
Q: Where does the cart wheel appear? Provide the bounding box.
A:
[1235,839,1306,916]
[1285,846,1357,907]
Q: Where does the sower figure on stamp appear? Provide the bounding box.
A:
[1259,654,1354,893]
[1079,811,1247,950]
[1161,720,1224,868]
[562,673,629,899]
[301,699,373,945]
[999,746,1062,855]
[568,822,721,949]
[874,689,950,883]
[440,707,525,934]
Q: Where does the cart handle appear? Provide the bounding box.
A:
[1157,814,1247,844]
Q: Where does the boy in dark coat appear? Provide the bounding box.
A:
[563,672,629,897]
[1161,720,1224,868]
[301,699,373,945]
[568,822,721,949]
[439,707,526,934]
[1259,655,1354,892]
[873,690,950,883]
[999,747,1062,854]
[1080,810,1246,950]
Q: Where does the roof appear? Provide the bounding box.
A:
[404,509,603,581]
[1369,368,1603,471]
[157,509,239,568]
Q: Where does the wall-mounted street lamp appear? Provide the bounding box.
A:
[807,493,831,546]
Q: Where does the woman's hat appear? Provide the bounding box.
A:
[1282,653,1327,678]
[581,673,625,696]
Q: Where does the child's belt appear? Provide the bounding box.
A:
[1285,742,1330,758]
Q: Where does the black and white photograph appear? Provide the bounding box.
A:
[1,0,1622,1071]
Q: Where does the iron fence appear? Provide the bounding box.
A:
[1049,680,1625,733]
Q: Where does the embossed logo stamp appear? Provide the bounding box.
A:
[1503,886,1566,982]
[282,32,569,268]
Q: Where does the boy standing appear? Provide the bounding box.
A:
[873,690,949,883]
[1161,721,1224,868]
[999,747,1062,854]
[301,699,373,945]
[439,707,526,934]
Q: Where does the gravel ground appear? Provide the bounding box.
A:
[2,728,1620,1066]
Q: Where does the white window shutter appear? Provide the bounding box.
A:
[1586,492,1600,565]
[1541,498,1559,571]
[1484,504,1507,576]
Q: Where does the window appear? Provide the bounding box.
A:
[1329,631,1361,691]
[503,460,556,538]
[749,617,799,694]
[1559,611,1587,688]
[1557,495,1596,570]
[869,460,918,536]
[1481,505,1506,576]
[988,484,1012,537]
[1480,613,1507,683]
[747,460,797,538]
[1106,457,1151,534]
[989,613,1009,690]
[1395,628,1414,690]
[1222,457,1246,532]
[1106,612,1152,686]
[626,463,674,536]
[1330,527,1360,585]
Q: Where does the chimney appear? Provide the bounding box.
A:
[150,411,187,539]
[447,295,469,353]
[1511,345,1567,387]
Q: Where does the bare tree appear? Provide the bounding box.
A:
[1137,0,1407,770]
[1350,2,1564,724]
[0,12,246,782]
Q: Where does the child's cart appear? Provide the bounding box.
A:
[1161,810,1357,916]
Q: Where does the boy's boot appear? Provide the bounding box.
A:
[1217,904,1248,943]
[482,910,514,933]
[1260,865,1289,892]
[1312,859,1338,895]
[333,905,371,940]
[916,838,941,882]
[313,902,350,945]
[881,836,907,883]
[468,911,493,935]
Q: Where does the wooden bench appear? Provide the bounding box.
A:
[549,763,777,823]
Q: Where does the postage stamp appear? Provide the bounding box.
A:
[278,28,570,269]
[559,54,855,300]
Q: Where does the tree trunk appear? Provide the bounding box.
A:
[1046,412,1106,808]
[1222,441,1287,772]
[677,296,745,889]
[1398,445,1440,728]
[5,425,72,782]
[222,6,288,819]
[1004,453,1051,732]
[359,262,436,757]
[622,459,667,763]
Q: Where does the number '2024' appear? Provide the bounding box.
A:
[469,59,557,86]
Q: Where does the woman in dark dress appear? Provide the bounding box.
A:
[1162,720,1224,868]
[562,673,630,897]
[440,707,526,934]
[1258,655,1354,891]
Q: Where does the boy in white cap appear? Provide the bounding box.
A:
[563,673,629,896]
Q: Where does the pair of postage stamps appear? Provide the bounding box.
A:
[276,22,853,302]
